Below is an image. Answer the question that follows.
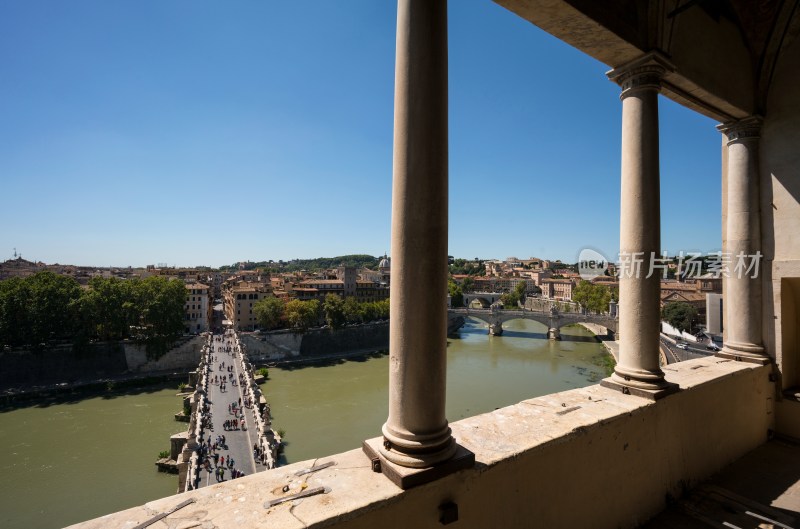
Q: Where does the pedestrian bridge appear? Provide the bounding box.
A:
[448,306,618,339]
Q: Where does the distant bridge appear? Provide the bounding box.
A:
[462,292,504,308]
[448,305,618,339]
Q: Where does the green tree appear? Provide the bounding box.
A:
[662,301,698,333]
[515,281,527,299]
[81,277,137,341]
[448,279,463,308]
[323,294,346,329]
[572,280,613,314]
[135,277,187,357]
[254,296,285,330]
[0,272,82,347]
[588,284,612,313]
[461,276,475,293]
[343,296,364,324]
[284,300,320,331]
[0,277,32,346]
[572,280,594,311]
[373,298,390,319]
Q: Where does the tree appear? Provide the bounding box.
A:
[448,279,463,308]
[515,281,527,299]
[254,296,285,330]
[461,276,475,293]
[284,300,320,331]
[662,302,698,333]
[587,284,612,314]
[323,294,346,329]
[0,272,82,347]
[572,280,612,313]
[81,277,137,341]
[572,280,593,310]
[343,296,364,324]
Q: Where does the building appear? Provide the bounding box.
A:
[222,282,274,331]
[183,283,211,333]
[707,293,724,335]
[539,278,576,301]
[293,265,389,303]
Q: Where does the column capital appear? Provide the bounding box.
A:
[717,116,762,145]
[607,51,675,99]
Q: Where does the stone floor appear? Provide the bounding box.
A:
[644,438,800,528]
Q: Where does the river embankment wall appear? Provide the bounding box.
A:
[241,321,390,362]
[0,335,205,391]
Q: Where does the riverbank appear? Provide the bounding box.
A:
[0,371,188,408]
[574,322,619,361]
[241,321,389,362]
[0,335,205,394]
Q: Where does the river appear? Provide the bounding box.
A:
[0,318,610,529]
[0,385,182,529]
[262,318,611,464]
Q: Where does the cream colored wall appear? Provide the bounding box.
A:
[760,35,800,400]
[337,362,772,529]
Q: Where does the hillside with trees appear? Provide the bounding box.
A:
[222,254,382,272]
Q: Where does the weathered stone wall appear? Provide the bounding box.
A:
[299,322,389,357]
[0,343,128,389]
[0,335,205,391]
[240,332,303,362]
[124,336,204,373]
[241,322,389,362]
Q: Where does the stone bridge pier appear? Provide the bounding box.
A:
[486,318,561,340]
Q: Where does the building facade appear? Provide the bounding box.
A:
[184,283,211,333]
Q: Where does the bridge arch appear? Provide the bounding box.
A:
[448,307,618,340]
[467,297,491,309]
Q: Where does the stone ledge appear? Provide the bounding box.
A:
[66,357,770,529]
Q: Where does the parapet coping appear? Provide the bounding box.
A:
[66,357,766,529]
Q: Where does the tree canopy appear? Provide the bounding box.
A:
[253,296,285,330]
[223,254,381,273]
[0,272,186,356]
[662,301,698,333]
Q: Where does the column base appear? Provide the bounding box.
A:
[600,376,679,401]
[716,347,771,365]
[363,437,475,490]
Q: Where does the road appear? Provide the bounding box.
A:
[196,333,261,487]
[660,337,714,364]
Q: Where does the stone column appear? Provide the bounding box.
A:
[717,117,768,363]
[603,53,676,398]
[379,0,455,469]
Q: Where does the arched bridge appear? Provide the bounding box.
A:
[448,306,618,339]
[462,292,503,308]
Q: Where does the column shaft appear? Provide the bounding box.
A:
[718,117,766,361]
[380,0,455,468]
[606,53,672,392]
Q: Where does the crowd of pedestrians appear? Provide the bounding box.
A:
[196,331,252,484]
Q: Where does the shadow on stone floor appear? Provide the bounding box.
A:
[644,438,800,528]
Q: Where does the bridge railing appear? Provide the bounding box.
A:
[236,336,280,470]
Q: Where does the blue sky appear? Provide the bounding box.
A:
[0,1,723,268]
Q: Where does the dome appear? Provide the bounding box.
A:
[378,256,390,269]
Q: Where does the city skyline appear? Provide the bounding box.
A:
[0,1,723,268]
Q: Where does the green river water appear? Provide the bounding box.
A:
[0,318,610,529]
